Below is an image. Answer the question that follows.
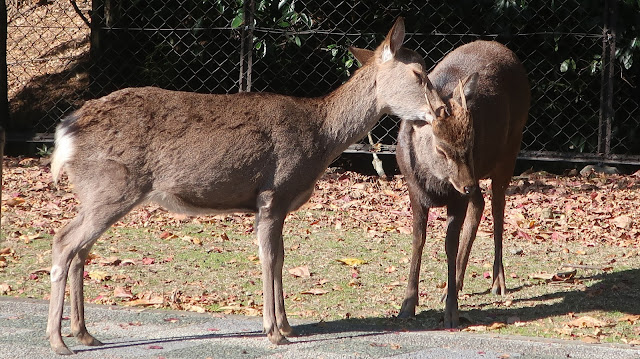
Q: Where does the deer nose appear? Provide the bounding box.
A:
[463,185,476,195]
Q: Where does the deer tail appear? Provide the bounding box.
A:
[51,114,78,185]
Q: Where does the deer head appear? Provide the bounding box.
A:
[412,72,480,195]
[349,18,432,123]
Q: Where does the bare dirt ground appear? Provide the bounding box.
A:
[7,0,91,132]
[7,0,90,98]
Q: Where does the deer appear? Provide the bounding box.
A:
[45,17,433,355]
[395,40,530,328]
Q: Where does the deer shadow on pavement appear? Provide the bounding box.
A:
[292,267,640,337]
[73,267,638,354]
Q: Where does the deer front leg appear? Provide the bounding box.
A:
[69,246,103,347]
[256,196,289,345]
[443,200,466,328]
[398,193,429,319]
[455,189,484,293]
[490,183,508,296]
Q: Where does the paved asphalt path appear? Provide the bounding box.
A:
[1,297,639,359]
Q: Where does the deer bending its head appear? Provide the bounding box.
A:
[423,73,479,195]
[396,40,530,328]
[46,18,431,355]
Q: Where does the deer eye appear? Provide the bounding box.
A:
[435,146,447,158]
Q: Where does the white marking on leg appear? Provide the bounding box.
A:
[50,265,64,282]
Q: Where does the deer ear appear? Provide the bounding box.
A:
[349,47,375,66]
[380,17,405,62]
[453,72,479,109]
[423,76,447,124]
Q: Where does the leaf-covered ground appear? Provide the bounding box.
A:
[1,157,639,345]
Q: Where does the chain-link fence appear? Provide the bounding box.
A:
[6,0,640,164]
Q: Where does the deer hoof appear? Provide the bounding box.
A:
[396,310,416,319]
[397,301,417,319]
[491,283,506,296]
[279,324,296,337]
[443,311,460,329]
[52,344,74,355]
[396,311,416,319]
[77,333,103,346]
[268,331,290,345]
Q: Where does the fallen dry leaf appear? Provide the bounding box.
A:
[529,272,555,280]
[0,283,11,294]
[301,288,329,295]
[565,315,611,328]
[88,270,110,282]
[124,293,164,307]
[288,265,311,278]
[617,314,640,324]
[187,305,207,313]
[580,336,600,344]
[463,325,487,332]
[159,231,177,240]
[31,267,50,275]
[0,248,15,256]
[337,258,367,266]
[99,256,122,266]
[5,197,25,206]
[113,286,134,298]
[612,215,633,229]
[554,327,574,336]
[120,259,136,266]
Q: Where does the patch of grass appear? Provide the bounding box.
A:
[2,161,640,344]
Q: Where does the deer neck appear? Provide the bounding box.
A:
[319,65,381,158]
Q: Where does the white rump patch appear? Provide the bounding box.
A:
[51,126,75,184]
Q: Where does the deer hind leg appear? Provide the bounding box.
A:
[47,197,141,354]
[398,190,429,319]
[46,213,112,354]
[455,188,484,293]
[69,244,103,346]
[256,193,289,344]
[47,214,86,355]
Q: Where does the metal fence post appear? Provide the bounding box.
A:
[1,0,7,223]
[239,0,255,92]
[90,0,105,59]
[598,0,617,158]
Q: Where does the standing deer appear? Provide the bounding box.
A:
[46,18,433,355]
[395,40,530,327]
